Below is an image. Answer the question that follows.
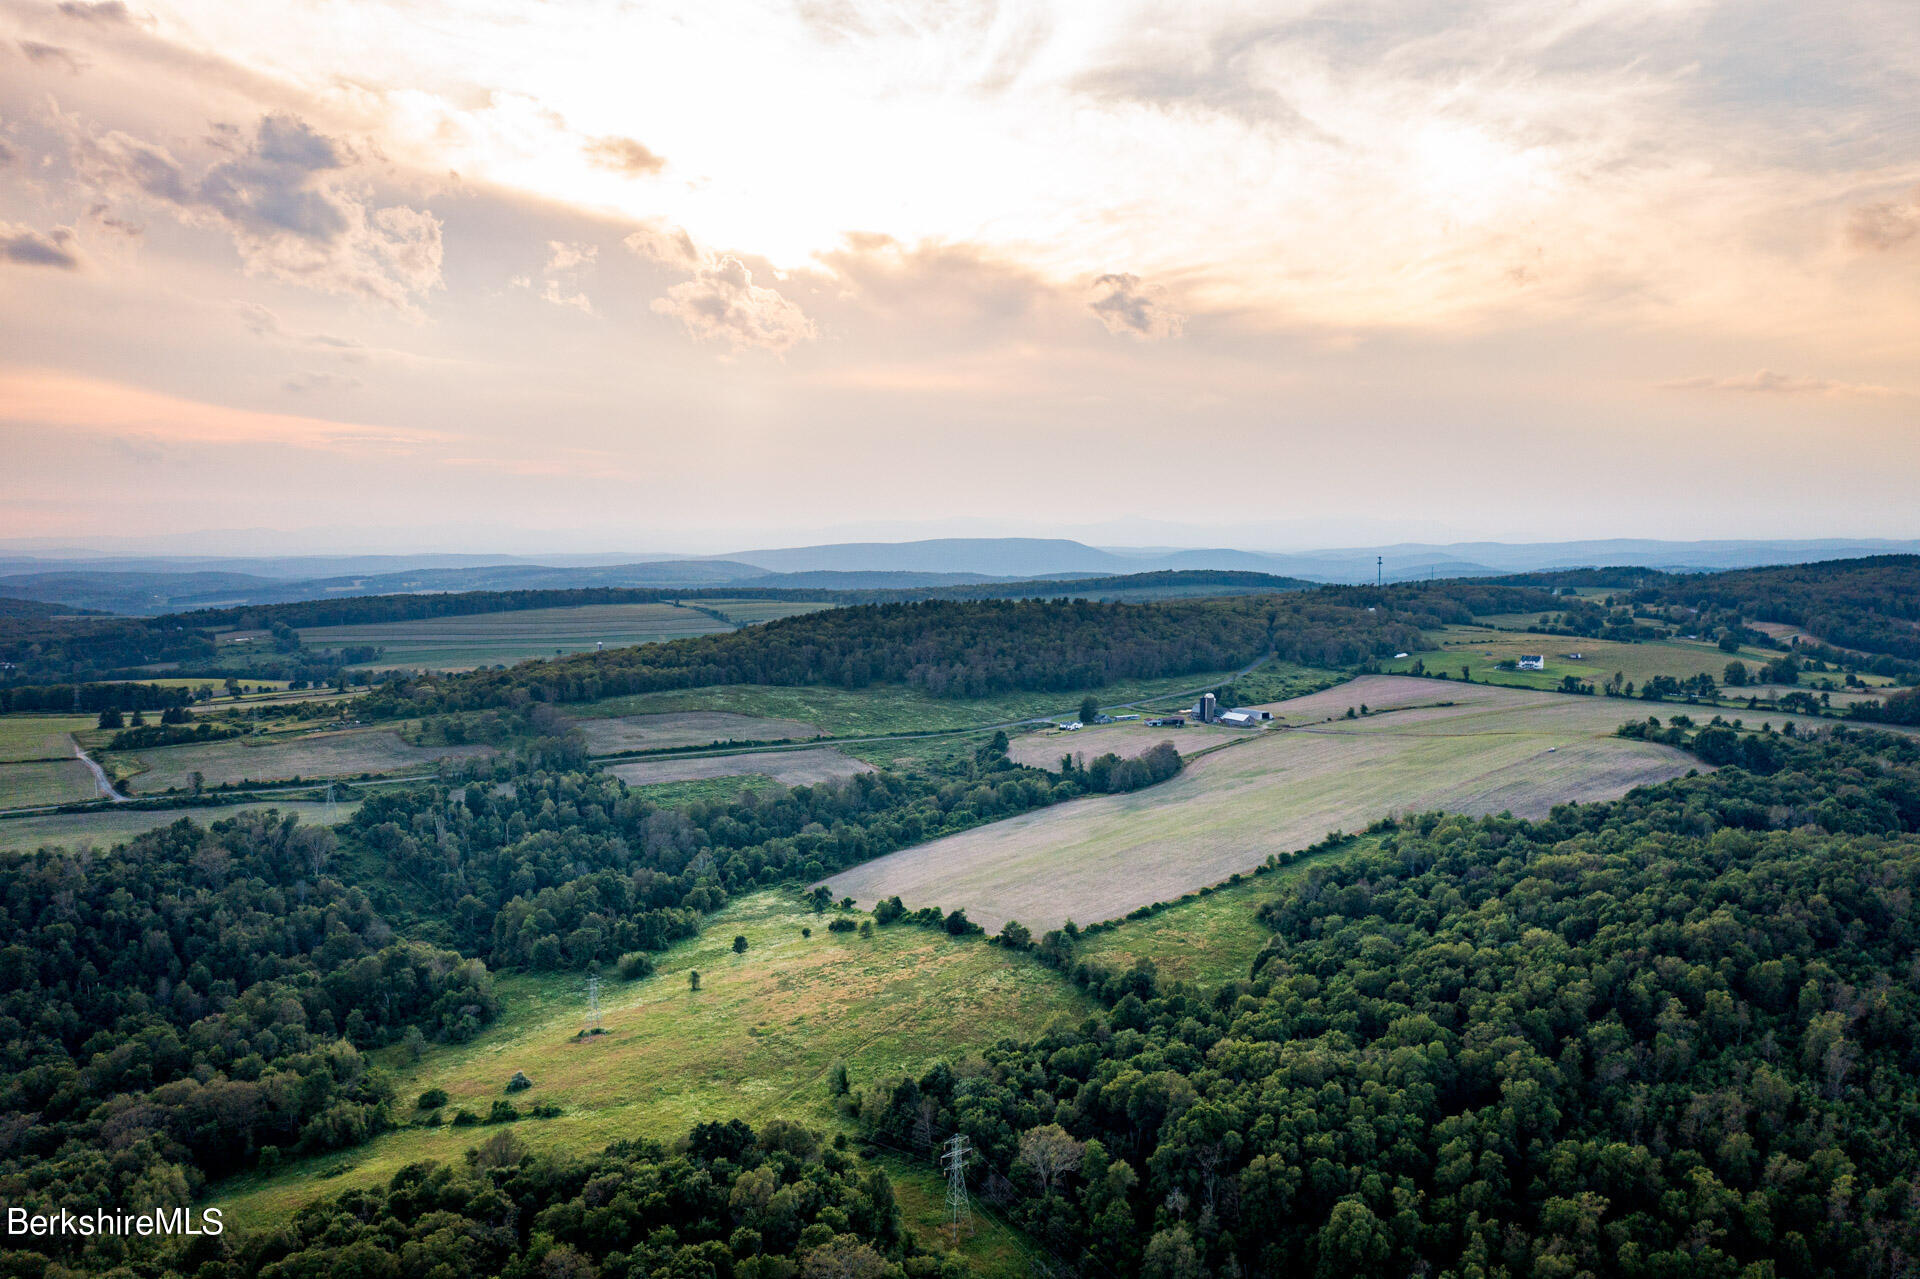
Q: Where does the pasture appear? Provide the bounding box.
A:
[209,890,1091,1231]
[574,661,1330,739]
[821,675,1861,933]
[0,800,361,855]
[573,710,823,753]
[1007,720,1240,769]
[1379,625,1783,691]
[604,746,874,788]
[297,599,828,670]
[110,728,491,793]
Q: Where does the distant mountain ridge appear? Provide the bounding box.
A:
[3,536,1917,614]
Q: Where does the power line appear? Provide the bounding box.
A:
[940,1132,972,1241]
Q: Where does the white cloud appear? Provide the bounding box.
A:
[1087,272,1182,340]
[1657,370,1904,398]
[627,222,813,352]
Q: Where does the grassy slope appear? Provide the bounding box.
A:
[210,890,1093,1231]
[1381,624,1795,691]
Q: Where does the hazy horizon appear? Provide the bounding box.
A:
[5,0,1919,544]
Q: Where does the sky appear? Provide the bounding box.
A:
[1,0,1917,554]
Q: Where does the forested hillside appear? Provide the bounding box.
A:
[361,595,1426,716]
[857,728,1920,1279]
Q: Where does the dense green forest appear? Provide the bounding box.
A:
[853,728,1920,1279]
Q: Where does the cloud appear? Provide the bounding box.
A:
[236,300,366,358]
[653,257,816,353]
[627,223,814,353]
[1848,190,1920,252]
[56,1,136,22]
[18,41,86,73]
[283,370,363,393]
[0,137,14,166]
[514,240,596,312]
[85,202,142,237]
[1087,273,1183,340]
[583,135,665,176]
[0,223,82,270]
[60,109,443,309]
[1657,370,1903,398]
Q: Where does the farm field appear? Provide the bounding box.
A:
[1070,840,1372,988]
[573,662,1332,738]
[605,746,874,787]
[0,799,361,855]
[1008,720,1241,768]
[297,599,829,670]
[574,709,823,753]
[0,714,94,761]
[1379,625,1782,690]
[822,675,1865,933]
[0,759,100,808]
[209,890,1092,1231]
[110,728,492,793]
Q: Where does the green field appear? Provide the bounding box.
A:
[823,675,1863,933]
[298,599,829,671]
[618,774,788,808]
[574,710,825,753]
[0,759,101,808]
[1380,624,1791,690]
[0,715,93,762]
[109,728,492,793]
[210,890,1092,1231]
[573,662,1332,738]
[0,800,361,855]
[605,746,874,788]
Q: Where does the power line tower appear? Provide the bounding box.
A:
[584,972,602,1033]
[941,1132,973,1241]
[324,782,337,819]
[1376,555,1382,587]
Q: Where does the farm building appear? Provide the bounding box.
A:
[1216,710,1261,727]
[1230,707,1273,721]
[1196,693,1217,722]
[1147,716,1186,727]
[1518,655,1545,671]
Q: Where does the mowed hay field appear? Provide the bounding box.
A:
[298,599,828,671]
[0,800,361,855]
[0,760,101,808]
[1009,721,1241,769]
[823,676,1867,934]
[210,891,1092,1231]
[574,710,823,753]
[605,747,874,788]
[112,729,492,793]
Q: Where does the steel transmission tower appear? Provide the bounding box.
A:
[941,1132,973,1238]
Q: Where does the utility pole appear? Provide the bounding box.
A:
[941,1132,973,1240]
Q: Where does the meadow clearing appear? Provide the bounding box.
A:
[574,710,824,753]
[209,890,1092,1232]
[0,799,361,855]
[821,675,1866,933]
[109,728,491,793]
[605,746,875,788]
[297,599,828,670]
[0,759,100,808]
[0,714,96,761]
[1007,720,1240,769]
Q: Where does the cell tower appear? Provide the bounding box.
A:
[1377,555,1382,587]
[585,972,602,1032]
[940,1132,972,1239]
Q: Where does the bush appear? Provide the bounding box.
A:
[616,951,656,980]
[451,1108,480,1126]
[487,1100,519,1123]
[505,1071,532,1093]
[417,1087,450,1110]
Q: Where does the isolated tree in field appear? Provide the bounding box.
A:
[688,970,700,991]
[224,677,242,699]
[129,708,145,726]
[97,707,123,729]
[1018,1123,1085,1193]
[189,770,205,796]
[1725,660,1749,687]
[1080,695,1099,723]
[1720,630,1744,652]
[732,934,748,953]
